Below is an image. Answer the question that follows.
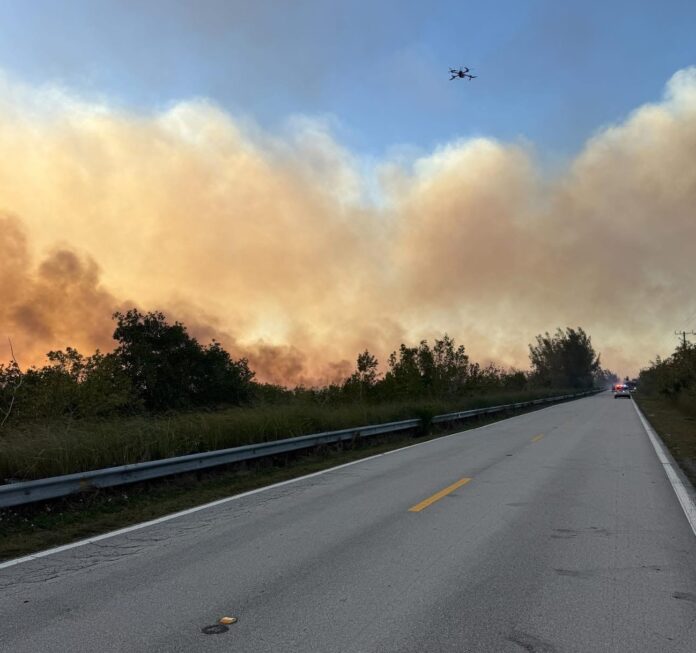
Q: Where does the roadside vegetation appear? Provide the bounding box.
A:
[0,409,540,561]
[0,311,607,481]
[636,341,696,484]
[1,390,574,481]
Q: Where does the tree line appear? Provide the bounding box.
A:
[0,311,607,424]
[639,340,696,411]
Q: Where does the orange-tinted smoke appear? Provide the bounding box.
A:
[1,68,695,383]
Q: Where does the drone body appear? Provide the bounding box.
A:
[449,67,477,81]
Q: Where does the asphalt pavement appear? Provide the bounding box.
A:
[1,393,695,652]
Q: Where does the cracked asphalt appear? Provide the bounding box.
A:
[1,393,695,652]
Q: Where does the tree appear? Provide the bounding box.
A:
[112,309,254,410]
[502,370,528,391]
[0,346,137,421]
[195,340,255,406]
[0,358,23,427]
[432,335,469,396]
[356,350,379,386]
[384,343,424,399]
[343,350,380,401]
[381,335,473,399]
[529,327,600,389]
[77,351,138,416]
[640,342,696,402]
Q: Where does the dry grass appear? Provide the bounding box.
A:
[0,390,566,480]
[635,395,696,487]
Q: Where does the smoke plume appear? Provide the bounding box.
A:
[1,68,695,383]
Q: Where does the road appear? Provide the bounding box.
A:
[1,393,695,652]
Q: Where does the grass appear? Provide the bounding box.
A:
[634,394,696,487]
[0,410,520,561]
[0,389,569,481]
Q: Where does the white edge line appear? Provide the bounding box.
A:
[633,400,696,537]
[0,396,583,570]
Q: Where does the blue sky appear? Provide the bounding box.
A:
[1,1,695,377]
[1,0,695,159]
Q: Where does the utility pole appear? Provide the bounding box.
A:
[675,330,696,348]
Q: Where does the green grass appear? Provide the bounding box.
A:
[635,394,696,487]
[0,403,551,562]
[0,390,568,481]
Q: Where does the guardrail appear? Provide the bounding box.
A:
[0,390,599,508]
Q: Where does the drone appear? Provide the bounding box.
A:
[449,67,477,81]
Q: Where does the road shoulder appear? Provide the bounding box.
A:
[633,398,696,536]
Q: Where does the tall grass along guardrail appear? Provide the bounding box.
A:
[0,390,598,508]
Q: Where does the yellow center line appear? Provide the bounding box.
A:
[531,434,545,442]
[408,477,472,512]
